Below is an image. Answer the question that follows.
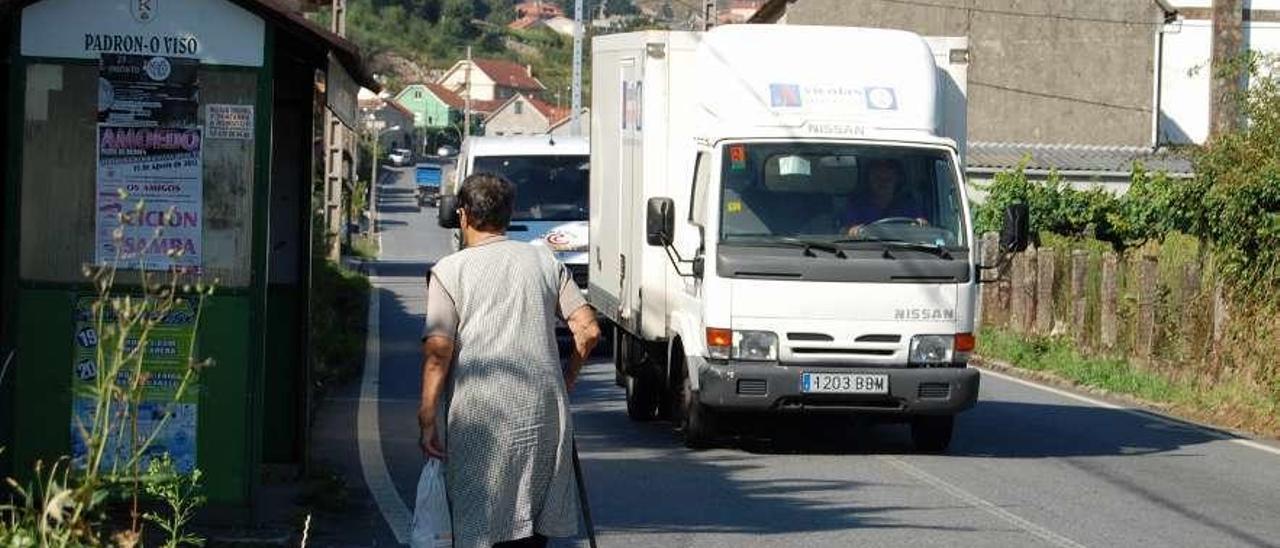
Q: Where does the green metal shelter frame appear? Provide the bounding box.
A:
[0,0,377,513]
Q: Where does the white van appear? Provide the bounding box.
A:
[589,26,1027,451]
[438,136,591,290]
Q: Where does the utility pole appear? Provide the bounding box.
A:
[571,0,584,136]
[463,46,472,140]
[1210,0,1245,138]
[323,0,348,262]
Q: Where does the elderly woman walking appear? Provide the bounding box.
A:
[419,173,601,548]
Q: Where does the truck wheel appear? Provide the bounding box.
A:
[625,371,659,422]
[911,415,954,453]
[680,373,716,449]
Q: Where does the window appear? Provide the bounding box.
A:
[718,143,965,247]
[514,101,524,115]
[415,90,422,99]
[19,64,257,286]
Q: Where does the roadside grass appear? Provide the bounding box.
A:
[977,328,1280,439]
[311,259,371,394]
[346,233,380,260]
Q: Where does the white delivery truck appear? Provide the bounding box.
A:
[439,136,591,290]
[589,25,1027,450]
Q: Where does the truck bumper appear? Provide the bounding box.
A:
[697,360,979,416]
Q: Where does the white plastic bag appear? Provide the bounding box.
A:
[410,458,453,548]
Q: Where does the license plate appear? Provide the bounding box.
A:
[801,373,889,394]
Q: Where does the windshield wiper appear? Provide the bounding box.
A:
[729,237,848,258]
[773,237,848,258]
[832,238,953,260]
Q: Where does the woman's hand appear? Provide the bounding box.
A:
[418,413,446,459]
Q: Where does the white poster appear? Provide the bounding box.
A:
[95,125,203,271]
[206,104,254,140]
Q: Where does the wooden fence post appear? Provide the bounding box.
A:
[1135,255,1158,363]
[980,232,1000,327]
[1101,252,1118,351]
[1035,248,1056,335]
[1212,281,1229,369]
[1071,250,1087,345]
[1022,248,1039,334]
[1181,263,1202,363]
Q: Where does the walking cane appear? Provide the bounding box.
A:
[571,440,599,548]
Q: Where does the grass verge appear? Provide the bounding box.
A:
[310,259,371,395]
[976,328,1280,439]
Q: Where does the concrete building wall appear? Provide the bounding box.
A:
[779,0,1166,146]
[485,98,553,136]
[439,67,498,102]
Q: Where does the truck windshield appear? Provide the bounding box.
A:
[473,155,589,222]
[718,143,967,248]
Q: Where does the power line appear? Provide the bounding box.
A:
[877,0,1168,27]
[970,80,1151,113]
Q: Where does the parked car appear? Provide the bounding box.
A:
[388,148,413,166]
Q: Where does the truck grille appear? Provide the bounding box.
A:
[737,379,768,396]
[918,383,951,399]
[566,264,589,289]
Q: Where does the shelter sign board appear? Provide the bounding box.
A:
[21,0,265,67]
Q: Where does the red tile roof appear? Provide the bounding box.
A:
[473,59,545,91]
[424,83,466,110]
[515,0,564,19]
[508,16,543,30]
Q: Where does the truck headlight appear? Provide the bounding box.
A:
[706,328,778,361]
[910,335,954,365]
[732,330,778,361]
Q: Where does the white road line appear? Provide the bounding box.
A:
[880,456,1089,548]
[976,365,1280,458]
[358,282,413,544]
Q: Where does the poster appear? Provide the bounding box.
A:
[95,125,203,271]
[206,104,254,140]
[99,53,199,127]
[70,296,200,473]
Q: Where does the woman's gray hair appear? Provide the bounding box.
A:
[458,173,515,231]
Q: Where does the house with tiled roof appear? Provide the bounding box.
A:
[484,93,572,136]
[394,83,466,129]
[437,58,546,105]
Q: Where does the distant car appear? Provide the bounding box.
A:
[388,148,413,166]
[436,145,458,158]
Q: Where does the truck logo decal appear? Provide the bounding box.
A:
[895,308,955,321]
[769,84,802,107]
[865,87,898,110]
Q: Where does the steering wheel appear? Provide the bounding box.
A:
[868,216,921,226]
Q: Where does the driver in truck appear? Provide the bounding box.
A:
[843,158,928,237]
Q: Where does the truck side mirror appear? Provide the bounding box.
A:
[1000,202,1029,253]
[438,195,461,229]
[646,197,676,247]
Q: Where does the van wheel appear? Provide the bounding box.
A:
[625,372,659,422]
[911,415,954,453]
[680,373,716,449]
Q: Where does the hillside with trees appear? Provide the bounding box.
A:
[313,0,663,101]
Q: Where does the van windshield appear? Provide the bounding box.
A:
[473,155,589,222]
[718,143,966,248]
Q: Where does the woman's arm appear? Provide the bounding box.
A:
[419,336,453,458]
[565,306,601,391]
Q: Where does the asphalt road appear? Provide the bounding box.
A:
[331,166,1280,547]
